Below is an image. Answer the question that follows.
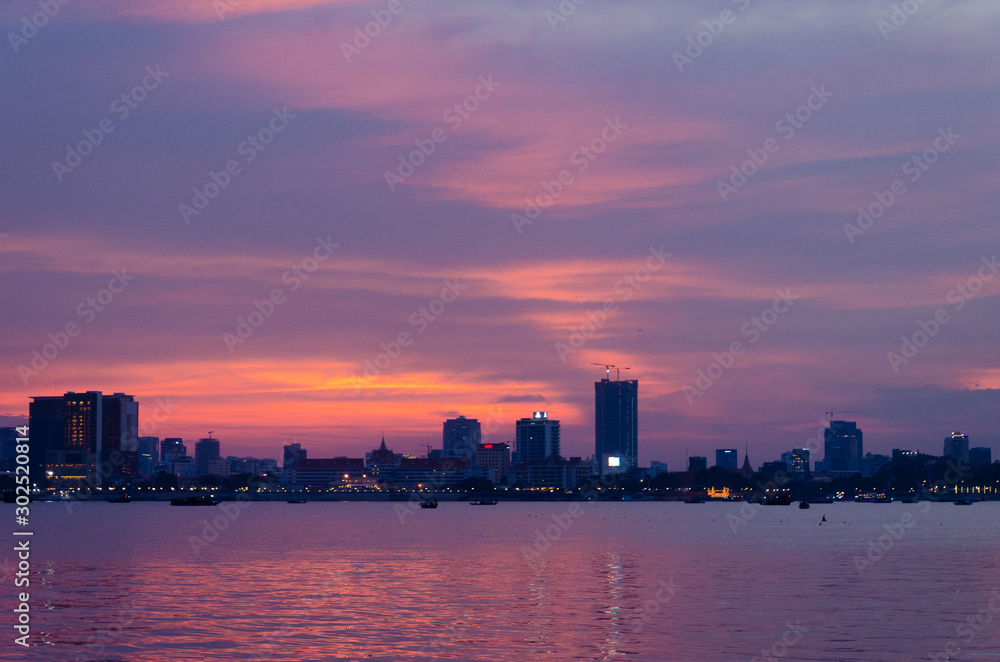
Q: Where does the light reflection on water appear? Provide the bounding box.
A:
[3,501,999,661]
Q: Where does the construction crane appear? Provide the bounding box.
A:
[824,410,861,422]
[591,363,615,380]
[208,431,215,439]
[591,363,631,381]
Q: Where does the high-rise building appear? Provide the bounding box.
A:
[715,448,738,471]
[688,456,707,473]
[595,378,638,475]
[195,437,221,474]
[0,427,17,471]
[969,447,991,468]
[283,443,307,467]
[824,420,863,476]
[161,438,186,461]
[781,448,810,477]
[443,415,481,459]
[943,432,969,464]
[515,412,560,464]
[137,436,159,477]
[474,442,511,484]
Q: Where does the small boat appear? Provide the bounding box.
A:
[684,496,707,504]
[287,499,308,504]
[954,498,975,505]
[761,493,793,506]
[420,500,438,509]
[470,500,498,505]
[107,494,132,503]
[798,501,810,509]
[170,496,220,506]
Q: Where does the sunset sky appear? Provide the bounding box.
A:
[2,0,998,468]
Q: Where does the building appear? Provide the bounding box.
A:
[365,436,397,483]
[943,432,970,464]
[649,460,669,477]
[892,449,918,461]
[0,427,17,471]
[715,448,738,471]
[760,461,788,477]
[473,442,511,484]
[206,457,230,476]
[285,457,368,487]
[137,436,159,477]
[28,391,139,489]
[515,412,560,465]
[688,456,707,473]
[161,438,186,462]
[740,449,753,478]
[969,447,992,468]
[595,378,638,475]
[443,415,481,459]
[195,437,221,474]
[521,455,590,490]
[824,420,863,476]
[283,443,307,467]
[393,457,471,489]
[781,448,810,477]
[863,453,891,478]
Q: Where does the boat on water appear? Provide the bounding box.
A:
[470,500,498,505]
[798,501,810,509]
[107,494,132,503]
[684,496,707,504]
[170,496,220,506]
[856,492,892,503]
[761,493,793,506]
[287,499,308,504]
[420,500,438,509]
[954,498,976,505]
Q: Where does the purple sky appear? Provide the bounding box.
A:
[1,0,998,468]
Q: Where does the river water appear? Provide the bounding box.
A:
[3,500,999,661]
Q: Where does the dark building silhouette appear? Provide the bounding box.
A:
[442,415,481,459]
[969,447,991,468]
[283,442,307,467]
[515,412,560,464]
[688,456,707,473]
[161,438,186,461]
[195,437,221,474]
[595,378,638,475]
[28,391,138,488]
[715,448,738,471]
[824,420,863,476]
[474,442,511,484]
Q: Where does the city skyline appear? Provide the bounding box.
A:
[2,0,999,474]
